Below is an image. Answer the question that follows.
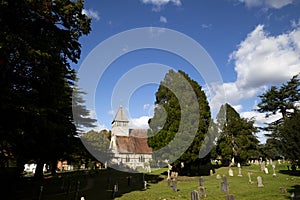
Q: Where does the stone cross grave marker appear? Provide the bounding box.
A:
[221,175,229,193]
[191,190,200,200]
[257,176,264,187]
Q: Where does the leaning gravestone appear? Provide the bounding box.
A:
[264,167,269,174]
[191,190,200,200]
[221,175,229,193]
[257,176,264,187]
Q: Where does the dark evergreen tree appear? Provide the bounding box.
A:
[257,74,300,163]
[0,0,91,179]
[148,70,211,173]
[215,103,259,165]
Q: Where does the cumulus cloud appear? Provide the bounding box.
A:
[141,0,181,11]
[129,116,151,129]
[82,8,100,21]
[209,23,300,132]
[160,16,168,23]
[238,0,294,9]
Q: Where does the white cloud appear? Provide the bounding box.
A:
[209,24,300,127]
[160,16,168,23]
[238,0,294,9]
[129,116,150,129]
[201,24,212,29]
[143,104,150,110]
[82,8,100,21]
[141,0,181,11]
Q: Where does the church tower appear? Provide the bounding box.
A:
[111,106,129,137]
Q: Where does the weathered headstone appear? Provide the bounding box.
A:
[228,168,234,177]
[167,178,171,187]
[257,176,264,187]
[226,194,236,200]
[216,174,221,179]
[237,163,242,177]
[210,169,214,176]
[144,181,147,189]
[199,176,204,187]
[264,167,269,174]
[272,164,276,177]
[280,187,287,193]
[221,175,229,193]
[172,180,177,192]
[199,186,206,198]
[248,172,253,184]
[191,190,200,200]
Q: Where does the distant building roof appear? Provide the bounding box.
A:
[116,129,152,154]
[112,106,129,123]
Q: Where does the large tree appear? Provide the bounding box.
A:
[0,0,91,179]
[215,103,260,165]
[257,74,300,162]
[147,70,211,172]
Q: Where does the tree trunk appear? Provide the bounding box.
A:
[34,160,44,180]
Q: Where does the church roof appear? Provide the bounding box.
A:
[112,106,129,123]
[115,129,152,154]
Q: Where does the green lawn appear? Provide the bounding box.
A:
[15,163,300,200]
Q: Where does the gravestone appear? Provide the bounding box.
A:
[280,187,287,193]
[272,164,276,177]
[167,178,171,187]
[172,180,177,192]
[228,168,234,177]
[216,174,221,179]
[257,176,264,187]
[221,175,229,193]
[191,190,200,200]
[199,186,206,198]
[248,172,253,184]
[210,169,214,176]
[199,176,204,187]
[226,194,236,200]
[199,176,206,197]
[264,167,269,174]
[237,163,242,177]
[144,181,147,189]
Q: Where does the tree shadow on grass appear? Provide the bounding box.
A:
[15,168,165,200]
[279,170,300,177]
[287,185,300,200]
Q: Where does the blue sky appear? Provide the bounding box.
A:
[74,0,300,143]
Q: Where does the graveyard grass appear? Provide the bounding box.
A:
[17,163,300,199]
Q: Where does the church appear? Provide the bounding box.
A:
[109,106,152,170]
